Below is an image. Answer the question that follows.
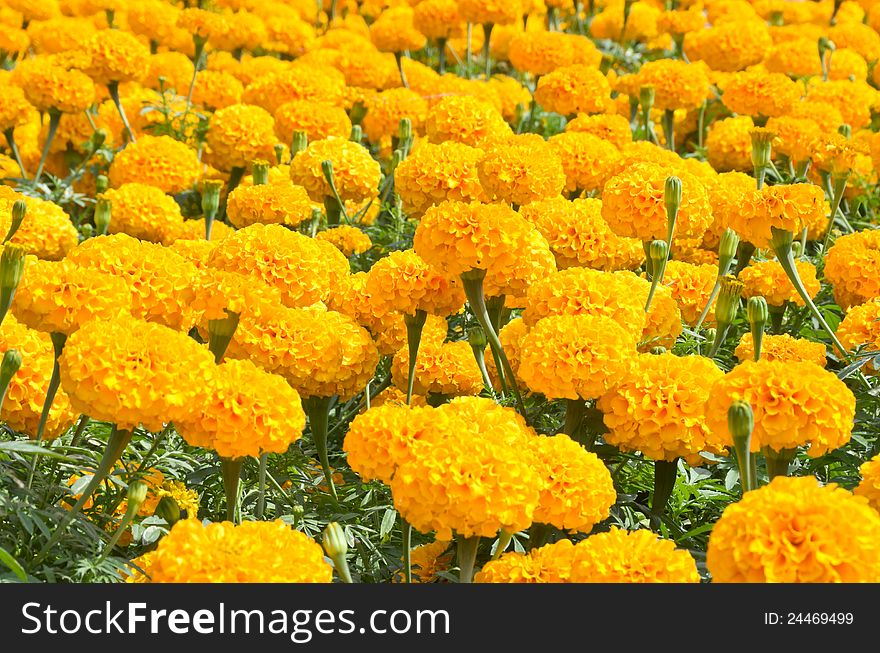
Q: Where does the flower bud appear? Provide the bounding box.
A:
[397,118,413,156]
[727,399,755,492]
[201,180,222,220]
[0,243,27,327]
[155,495,181,525]
[251,159,270,186]
[0,348,22,412]
[321,159,336,190]
[3,200,26,243]
[80,223,94,238]
[127,479,149,507]
[322,521,353,583]
[95,174,109,195]
[291,130,308,157]
[747,296,768,362]
[649,346,666,355]
[88,128,108,152]
[350,124,363,143]
[749,128,775,172]
[639,85,655,114]
[791,240,803,258]
[715,275,743,327]
[467,326,488,349]
[273,143,284,165]
[207,308,241,364]
[718,228,739,276]
[664,176,681,240]
[648,238,668,277]
[94,197,111,236]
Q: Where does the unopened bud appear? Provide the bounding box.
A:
[201,180,222,220]
[747,296,768,362]
[291,130,308,157]
[3,200,26,243]
[749,128,775,172]
[467,326,488,349]
[94,197,111,236]
[639,85,655,114]
[88,128,108,152]
[207,308,241,364]
[718,228,740,275]
[0,348,22,411]
[350,124,363,143]
[715,275,743,327]
[155,495,181,525]
[650,345,666,355]
[397,118,413,156]
[664,176,681,241]
[727,400,755,492]
[252,159,270,186]
[273,143,285,165]
[321,160,336,190]
[322,521,353,583]
[0,243,27,324]
[127,480,149,507]
[95,174,109,194]
[649,238,669,277]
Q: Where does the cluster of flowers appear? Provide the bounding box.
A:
[1,0,880,584]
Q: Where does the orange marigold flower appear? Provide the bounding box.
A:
[242,66,346,115]
[100,183,187,245]
[734,332,827,367]
[12,58,95,114]
[391,339,484,397]
[824,229,880,310]
[836,298,880,357]
[720,69,801,118]
[705,115,754,172]
[83,29,150,85]
[729,182,824,249]
[739,258,820,307]
[477,134,566,207]
[591,1,661,42]
[855,454,880,513]
[226,182,313,229]
[424,95,510,147]
[764,116,822,166]
[548,132,621,194]
[144,51,195,94]
[683,19,772,72]
[395,141,488,216]
[370,6,427,53]
[487,74,532,122]
[565,112,633,150]
[315,225,372,257]
[108,135,202,195]
[274,100,352,146]
[361,88,429,144]
[365,249,464,316]
[0,189,78,260]
[660,260,717,326]
[704,359,855,456]
[707,476,880,582]
[289,137,381,203]
[598,352,726,465]
[457,0,522,25]
[205,103,277,171]
[804,78,879,130]
[509,32,602,76]
[635,59,710,111]
[191,69,244,111]
[413,0,462,41]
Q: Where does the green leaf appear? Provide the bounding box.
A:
[0,441,73,460]
[0,547,27,582]
[379,508,397,540]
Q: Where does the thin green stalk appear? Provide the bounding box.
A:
[821,172,850,251]
[33,110,61,181]
[255,452,268,519]
[402,519,412,584]
[456,535,481,583]
[491,530,513,561]
[661,108,675,151]
[303,395,338,500]
[27,332,67,490]
[107,81,136,143]
[763,446,795,480]
[220,457,243,523]
[693,279,721,332]
[403,310,427,405]
[3,128,26,178]
[651,458,678,527]
[482,23,494,80]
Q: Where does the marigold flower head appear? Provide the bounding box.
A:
[109,136,202,194]
[59,315,216,432]
[854,454,880,513]
[805,78,879,130]
[635,59,710,112]
[402,540,453,583]
[176,7,230,44]
[131,519,332,583]
[0,83,33,133]
[565,113,632,150]
[413,0,462,40]
[764,116,822,166]
[370,6,426,53]
[836,298,880,359]
[274,100,351,147]
[424,95,510,147]
[591,1,661,42]
[720,69,801,118]
[729,182,824,249]
[243,65,346,115]
[13,58,95,114]
[683,19,772,72]
[548,132,621,194]
[739,258,819,307]
[519,314,636,400]
[83,29,150,85]
[226,182,313,229]
[535,64,612,117]
[531,434,616,532]
[394,141,487,216]
[509,32,602,76]
[708,476,880,582]
[457,0,522,25]
[177,358,306,460]
[734,332,827,367]
[0,316,76,439]
[366,250,465,316]
[705,359,855,456]
[144,51,195,94]
[100,183,187,245]
[487,75,531,123]
[659,260,718,326]
[289,137,381,204]
[205,103,277,172]
[361,88,428,144]
[0,190,78,260]
[315,225,372,257]
[828,21,880,62]
[601,164,713,242]
[191,69,244,111]
[705,115,754,172]
[392,339,483,397]
[598,353,726,465]
[207,224,349,309]
[825,229,880,310]
[476,134,565,207]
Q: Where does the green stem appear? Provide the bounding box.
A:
[733,241,756,275]
[482,23,494,80]
[107,81,136,143]
[456,534,480,583]
[255,452,268,519]
[27,332,67,490]
[437,38,447,75]
[402,519,412,584]
[33,110,61,181]
[661,108,675,152]
[651,458,678,526]
[562,397,586,440]
[403,310,427,406]
[394,51,409,88]
[465,23,472,78]
[763,446,795,480]
[460,269,528,421]
[34,426,132,564]
[732,434,754,494]
[491,530,513,561]
[220,457,243,523]
[218,166,245,223]
[3,127,26,178]
[771,227,847,357]
[693,278,721,332]
[768,304,785,334]
[821,173,850,251]
[471,345,495,392]
[302,395,338,500]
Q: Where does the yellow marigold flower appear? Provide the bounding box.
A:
[169,239,217,269]
[854,454,880,513]
[548,132,621,194]
[413,0,461,40]
[657,7,706,35]
[424,95,510,147]
[4,0,58,22]
[825,229,880,310]
[315,225,372,257]
[601,163,713,242]
[366,249,464,317]
[264,12,315,56]
[509,31,601,76]
[413,199,534,279]
[598,352,726,465]
[390,424,542,541]
[274,100,351,146]
[191,69,243,111]
[144,51,195,94]
[739,258,819,307]
[729,182,823,249]
[242,65,346,115]
[519,314,636,400]
[764,116,822,166]
[12,256,131,335]
[12,58,95,114]
[187,268,284,331]
[700,171,753,250]
[476,134,565,207]
[370,6,426,53]
[289,137,380,204]
[66,234,197,330]
[173,218,233,243]
[704,359,855,456]
[837,298,880,358]
[83,29,149,85]
[805,78,879,130]
[591,1,661,42]
[457,0,522,25]
[734,332,827,367]
[660,260,717,326]
[207,223,349,308]
[367,385,429,410]
[477,528,699,583]
[226,182,313,229]
[765,39,867,81]
[522,266,647,334]
[487,74,531,123]
[205,103,277,172]
[684,19,772,72]
[520,196,643,271]
[705,115,753,172]
[130,519,332,583]
[127,0,187,52]
[153,480,199,518]
[100,183,187,245]
[362,88,428,144]
[177,358,306,460]
[635,59,710,112]
[708,476,880,582]
[828,20,880,62]
[176,7,230,45]
[401,540,453,583]
[720,69,801,118]
[392,339,483,397]
[0,316,76,439]
[211,9,268,53]
[133,105,218,160]
[395,141,488,216]
[59,315,216,432]
[0,189,78,260]
[0,82,34,134]
[565,113,632,150]
[531,434,616,532]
